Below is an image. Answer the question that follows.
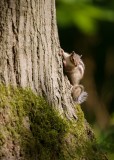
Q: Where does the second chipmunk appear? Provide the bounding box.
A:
[60,49,88,104]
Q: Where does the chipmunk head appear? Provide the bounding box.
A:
[70,51,82,66]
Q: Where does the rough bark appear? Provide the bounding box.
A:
[0,0,76,119]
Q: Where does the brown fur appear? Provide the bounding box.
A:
[60,49,87,102]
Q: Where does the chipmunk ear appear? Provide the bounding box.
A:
[72,51,75,55]
[70,52,77,66]
[70,51,76,57]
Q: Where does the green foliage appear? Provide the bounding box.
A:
[57,0,114,34]
[98,127,114,153]
[94,123,114,160]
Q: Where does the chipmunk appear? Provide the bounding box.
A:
[59,49,87,104]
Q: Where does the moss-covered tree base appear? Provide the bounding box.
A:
[0,85,107,160]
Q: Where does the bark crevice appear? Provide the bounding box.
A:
[0,0,78,121]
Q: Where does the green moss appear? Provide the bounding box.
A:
[0,84,107,160]
[0,84,67,159]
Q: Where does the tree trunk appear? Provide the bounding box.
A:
[0,0,76,119]
[0,0,107,160]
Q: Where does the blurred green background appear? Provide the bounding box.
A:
[56,0,114,159]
